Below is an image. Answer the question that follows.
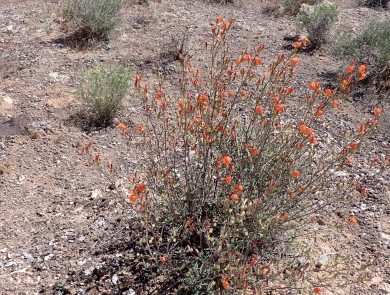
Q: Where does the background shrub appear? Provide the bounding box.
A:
[333,19,390,70]
[279,0,320,15]
[358,0,389,8]
[296,1,339,49]
[77,66,131,126]
[63,0,124,39]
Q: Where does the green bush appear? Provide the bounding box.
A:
[279,0,320,15]
[77,66,131,126]
[333,19,390,70]
[63,0,124,39]
[296,2,339,49]
[93,18,385,294]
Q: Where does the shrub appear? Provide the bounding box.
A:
[77,66,131,126]
[279,0,320,15]
[206,0,234,4]
[160,31,189,62]
[358,0,389,8]
[296,2,339,49]
[85,18,387,294]
[332,19,390,71]
[62,0,124,39]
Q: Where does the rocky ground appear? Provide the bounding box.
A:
[0,0,390,294]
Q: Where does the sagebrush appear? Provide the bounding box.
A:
[279,0,320,15]
[63,0,124,39]
[77,66,131,126]
[333,19,390,70]
[296,1,339,49]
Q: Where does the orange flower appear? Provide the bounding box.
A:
[275,103,284,112]
[231,194,238,201]
[255,57,262,65]
[291,57,298,66]
[179,101,185,109]
[223,277,229,289]
[325,88,332,97]
[118,123,123,129]
[222,156,232,166]
[136,125,143,132]
[161,256,167,263]
[358,73,366,80]
[225,176,232,184]
[293,41,301,48]
[309,82,320,91]
[234,185,243,192]
[136,183,146,193]
[305,128,313,136]
[216,16,223,23]
[155,92,163,99]
[332,99,339,106]
[249,254,258,267]
[310,136,316,144]
[347,157,353,164]
[359,123,365,133]
[251,148,259,156]
[281,212,289,220]
[346,65,354,73]
[348,217,357,224]
[299,124,307,133]
[161,101,167,109]
[314,287,321,294]
[374,108,381,116]
[292,170,300,177]
[241,91,247,97]
[358,64,366,73]
[255,106,263,114]
[373,157,379,163]
[129,193,137,203]
[341,79,349,88]
[316,110,323,116]
[216,160,221,167]
[273,96,279,103]
[228,91,234,97]
[242,55,251,62]
[350,142,358,151]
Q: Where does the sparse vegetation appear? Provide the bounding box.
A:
[279,0,320,15]
[62,0,124,39]
[358,0,389,9]
[159,30,189,62]
[296,1,339,49]
[333,19,390,70]
[77,66,131,126]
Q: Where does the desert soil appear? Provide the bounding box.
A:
[0,0,390,294]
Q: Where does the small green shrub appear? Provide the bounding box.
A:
[296,1,339,49]
[358,0,389,8]
[279,0,320,15]
[333,19,390,70]
[77,66,131,126]
[63,0,124,39]
[82,18,387,294]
